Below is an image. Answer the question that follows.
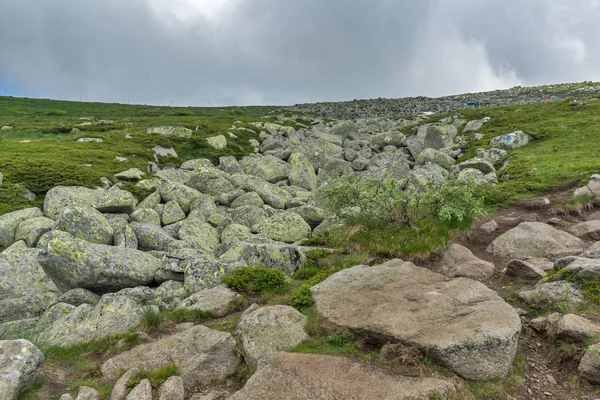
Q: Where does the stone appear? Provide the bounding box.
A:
[183,254,234,294]
[235,305,308,367]
[559,257,600,281]
[0,340,44,400]
[181,285,239,317]
[39,231,161,293]
[505,259,547,283]
[0,126,13,131]
[230,192,264,209]
[127,379,152,400]
[159,181,201,213]
[312,260,521,380]
[153,146,178,160]
[440,243,495,281]
[487,222,587,260]
[36,303,76,330]
[231,174,291,209]
[109,368,139,400]
[242,155,290,183]
[14,217,56,247]
[288,205,327,227]
[162,201,186,225]
[579,343,600,384]
[147,126,193,139]
[76,386,100,400]
[232,205,269,229]
[114,225,138,249]
[130,222,183,252]
[582,241,600,259]
[168,219,220,254]
[480,220,499,233]
[114,168,145,182]
[556,314,600,343]
[420,124,457,150]
[101,325,240,390]
[0,208,43,247]
[489,130,533,149]
[0,244,60,323]
[253,211,312,243]
[227,352,455,400]
[158,376,184,400]
[131,208,161,226]
[463,119,485,133]
[287,153,317,191]
[44,186,137,220]
[77,138,103,143]
[415,148,455,170]
[58,205,114,245]
[459,158,495,174]
[519,281,585,308]
[43,294,143,346]
[58,288,100,307]
[570,220,600,241]
[206,135,228,149]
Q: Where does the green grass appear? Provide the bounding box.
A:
[0,95,279,215]
[126,364,179,391]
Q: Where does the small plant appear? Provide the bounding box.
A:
[292,269,340,310]
[166,308,215,324]
[221,267,287,295]
[139,307,166,333]
[127,364,179,390]
[326,331,348,347]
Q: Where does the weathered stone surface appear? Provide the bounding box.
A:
[0,340,44,400]
[459,158,495,174]
[440,243,495,281]
[206,135,227,149]
[231,174,291,209]
[76,386,100,400]
[101,325,240,389]
[579,343,600,384]
[109,368,139,400]
[288,205,327,227]
[556,314,600,343]
[505,259,547,283]
[114,225,138,249]
[253,211,312,243]
[131,208,161,226]
[238,243,305,275]
[126,379,152,400]
[36,303,76,330]
[489,130,532,149]
[487,222,587,260]
[167,219,220,254]
[39,231,161,292]
[232,205,269,228]
[480,220,499,234]
[58,288,100,307]
[58,206,114,245]
[158,181,201,213]
[0,244,60,323]
[14,217,56,247]
[242,155,290,183]
[43,294,143,346]
[581,241,600,259]
[294,138,343,172]
[519,281,585,308]
[183,255,234,294]
[161,201,186,225]
[44,186,137,220]
[288,152,317,191]
[570,220,600,241]
[130,222,183,252]
[230,192,264,209]
[114,168,145,182]
[158,376,184,400]
[0,208,43,247]
[557,257,600,281]
[147,126,193,139]
[312,260,521,380]
[181,285,239,317]
[228,352,455,400]
[235,305,308,367]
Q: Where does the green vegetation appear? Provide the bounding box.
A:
[126,364,179,391]
[139,307,166,333]
[544,268,600,306]
[165,308,215,324]
[221,267,287,295]
[0,95,277,215]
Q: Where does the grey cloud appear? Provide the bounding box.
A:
[0,0,599,106]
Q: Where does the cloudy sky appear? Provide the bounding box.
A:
[0,0,599,106]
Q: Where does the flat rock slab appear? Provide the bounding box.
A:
[101,325,240,389]
[312,260,521,380]
[227,352,455,400]
[487,222,587,260]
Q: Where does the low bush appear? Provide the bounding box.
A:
[221,267,287,295]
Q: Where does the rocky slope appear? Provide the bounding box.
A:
[0,110,599,399]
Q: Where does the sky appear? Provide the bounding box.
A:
[0,0,599,106]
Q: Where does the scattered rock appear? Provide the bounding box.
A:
[158,376,185,400]
[0,340,45,400]
[147,126,193,139]
[480,220,499,233]
[440,243,495,281]
[570,220,600,241]
[181,285,239,317]
[206,135,228,149]
[489,131,532,149]
[519,281,585,308]
[557,314,600,343]
[127,379,152,400]
[253,211,312,243]
[76,386,100,400]
[505,259,547,283]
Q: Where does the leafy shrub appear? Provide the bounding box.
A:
[292,267,321,280]
[221,267,287,295]
[292,269,340,310]
[321,176,486,229]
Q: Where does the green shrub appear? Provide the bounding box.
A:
[321,176,486,230]
[43,109,67,116]
[292,269,340,310]
[221,267,287,295]
[304,249,330,268]
[292,267,321,280]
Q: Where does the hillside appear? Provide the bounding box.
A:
[2,85,600,399]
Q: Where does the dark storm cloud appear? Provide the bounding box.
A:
[0,0,598,106]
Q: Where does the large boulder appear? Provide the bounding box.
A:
[312,260,521,380]
[489,130,532,149]
[558,257,600,281]
[14,217,56,247]
[556,314,600,343]
[440,243,495,281]
[58,206,114,245]
[569,220,600,241]
[253,212,312,243]
[227,352,455,400]
[420,124,457,150]
[288,152,317,191]
[0,340,45,400]
[239,243,305,275]
[166,219,220,254]
[147,126,193,139]
[0,208,43,247]
[180,285,239,317]
[39,232,161,293]
[487,222,587,260]
[130,223,184,252]
[183,255,235,294]
[241,155,290,183]
[0,243,60,323]
[505,259,547,283]
[44,186,137,220]
[43,294,143,346]
[101,325,240,389]
[158,181,201,213]
[235,305,308,367]
[231,175,291,210]
[519,281,585,309]
[294,138,343,171]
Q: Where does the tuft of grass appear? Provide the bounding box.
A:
[138,307,166,333]
[548,193,600,216]
[127,364,179,390]
[165,308,215,324]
